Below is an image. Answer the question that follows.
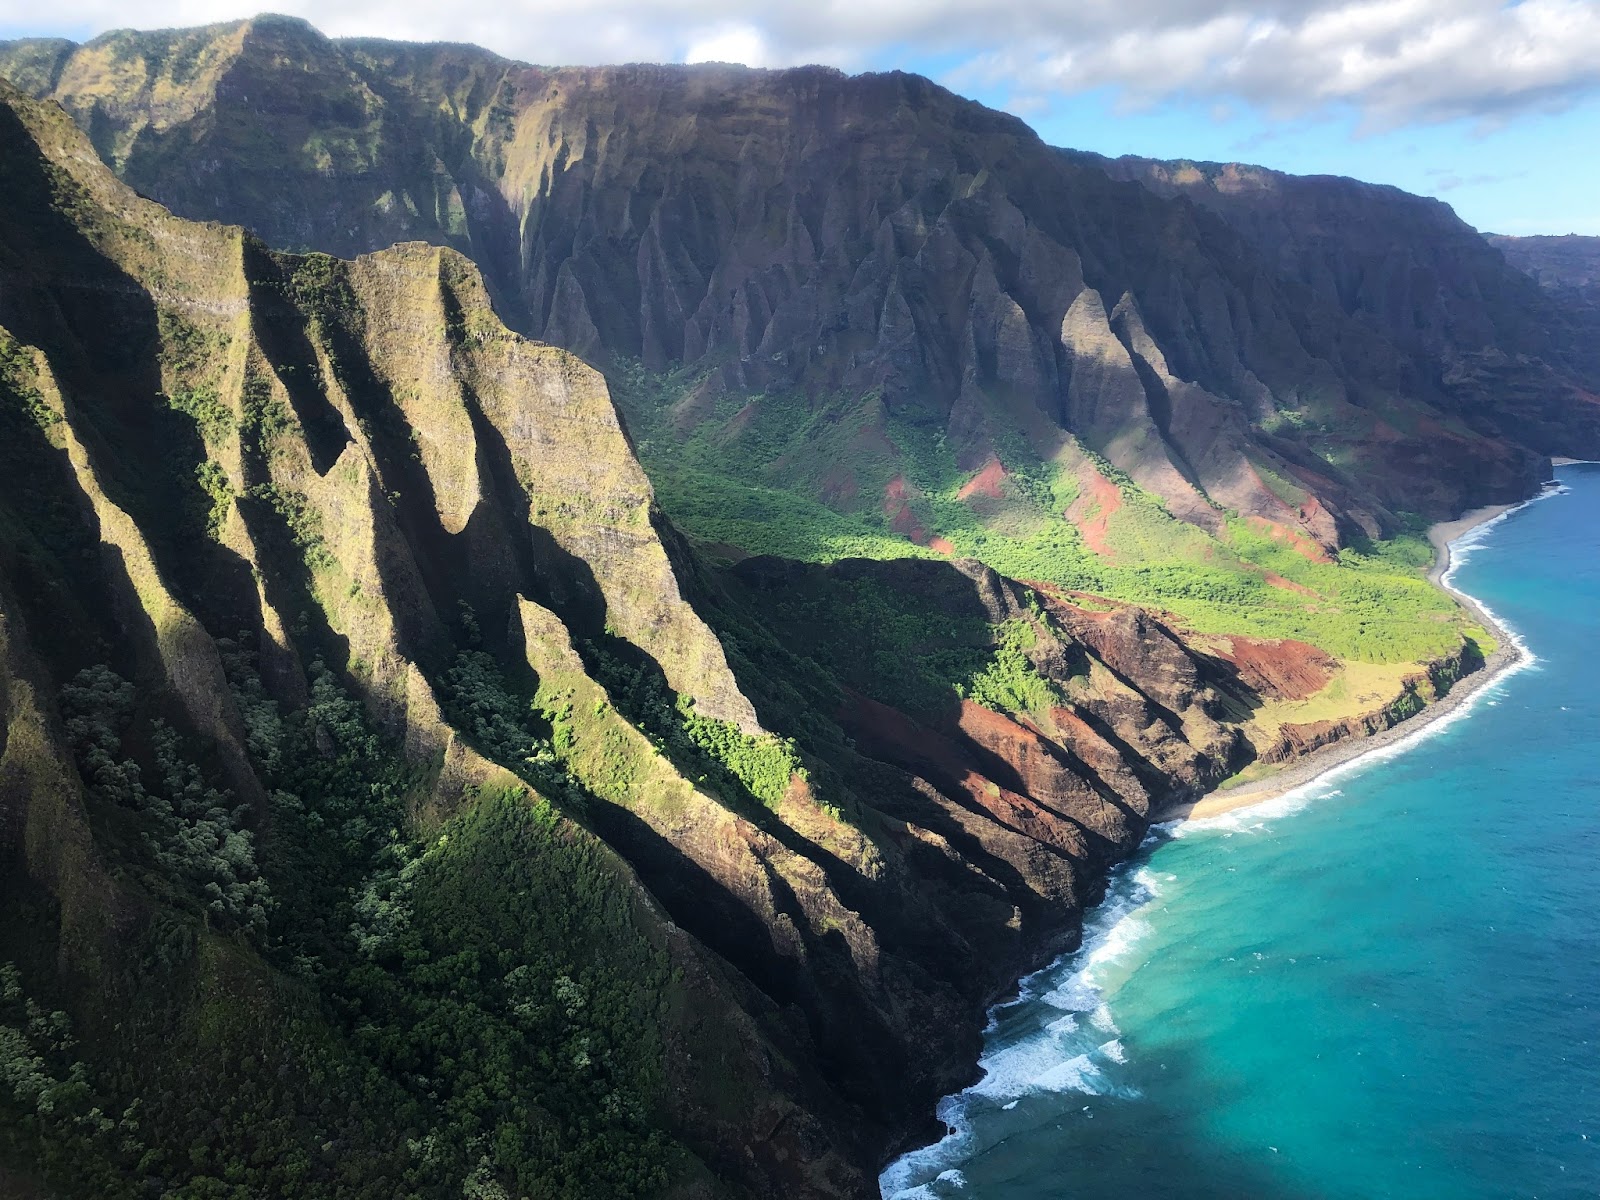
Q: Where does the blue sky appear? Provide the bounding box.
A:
[4,0,1599,235]
[973,84,1600,236]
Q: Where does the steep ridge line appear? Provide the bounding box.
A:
[1,14,1579,547]
[0,26,1593,1199]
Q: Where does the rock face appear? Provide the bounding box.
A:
[5,15,1592,548]
[0,78,1477,1200]
[1087,155,1600,462]
[1256,643,1480,764]
[1,22,1595,1199]
[1489,233,1600,308]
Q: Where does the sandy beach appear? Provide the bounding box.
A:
[1155,502,1526,824]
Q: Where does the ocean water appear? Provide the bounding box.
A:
[883,464,1600,1200]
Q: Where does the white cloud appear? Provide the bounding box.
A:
[684,23,770,66]
[4,0,1600,128]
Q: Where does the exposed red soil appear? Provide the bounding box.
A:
[1245,513,1332,564]
[1045,706,1140,785]
[1066,471,1122,558]
[1262,570,1317,596]
[927,536,956,555]
[838,692,1104,862]
[1258,649,1472,763]
[1024,581,1128,614]
[956,702,1150,827]
[1240,459,1336,562]
[1212,636,1338,701]
[957,456,1007,501]
[882,474,930,544]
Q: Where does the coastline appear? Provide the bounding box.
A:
[881,483,1564,1194]
[1153,501,1527,824]
[883,477,1582,1194]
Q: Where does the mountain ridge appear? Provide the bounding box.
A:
[2,14,1579,555]
[1489,232,1600,308]
[0,74,1471,1198]
[0,20,1596,1198]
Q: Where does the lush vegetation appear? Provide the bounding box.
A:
[611,362,1487,666]
[0,330,58,431]
[0,963,136,1198]
[3,646,688,1199]
[574,635,808,812]
[727,567,1068,727]
[960,619,1066,720]
[61,664,273,933]
[241,649,682,1198]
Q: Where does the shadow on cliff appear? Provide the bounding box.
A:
[586,798,920,1130]
[328,355,927,1063]
[700,553,1167,847]
[0,99,289,777]
[453,388,889,867]
[240,240,356,475]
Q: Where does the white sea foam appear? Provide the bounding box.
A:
[880,865,1163,1196]
[881,485,1570,1199]
[970,1034,1101,1101]
[1030,1053,1104,1093]
[1158,487,1568,840]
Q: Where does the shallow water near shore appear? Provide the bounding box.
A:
[883,464,1600,1200]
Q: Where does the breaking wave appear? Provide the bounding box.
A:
[880,480,1575,1199]
[879,867,1165,1197]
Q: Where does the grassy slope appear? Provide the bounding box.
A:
[0,84,835,1200]
[613,364,1491,670]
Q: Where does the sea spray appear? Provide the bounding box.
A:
[880,866,1167,1197]
[881,475,1586,1200]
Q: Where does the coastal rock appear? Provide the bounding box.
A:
[1258,642,1481,764]
[0,23,1586,1198]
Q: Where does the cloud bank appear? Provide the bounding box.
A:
[6,0,1600,127]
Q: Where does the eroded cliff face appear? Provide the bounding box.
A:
[1088,155,1600,461]
[2,15,1576,554]
[0,79,1465,1199]
[1489,233,1600,309]
[1,21,1582,1195]
[0,79,853,1197]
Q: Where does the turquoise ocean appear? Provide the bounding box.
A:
[883,463,1600,1200]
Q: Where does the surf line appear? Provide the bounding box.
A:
[878,481,1570,1199]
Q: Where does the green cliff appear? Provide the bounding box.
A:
[0,18,1593,1199]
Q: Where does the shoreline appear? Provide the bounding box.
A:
[1153,501,1527,824]
[882,479,1564,1193]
